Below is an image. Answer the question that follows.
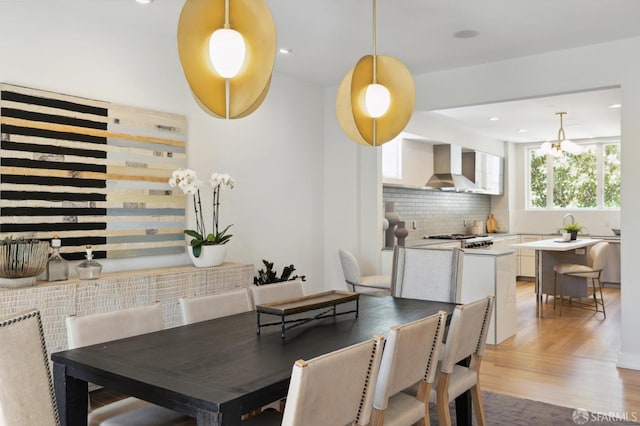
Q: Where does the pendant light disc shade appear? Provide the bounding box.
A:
[177,0,276,119]
[336,54,415,146]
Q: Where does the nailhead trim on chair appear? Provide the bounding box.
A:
[1,309,61,426]
[423,312,446,381]
[476,297,493,354]
[355,337,383,425]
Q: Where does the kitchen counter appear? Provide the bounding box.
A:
[511,237,603,251]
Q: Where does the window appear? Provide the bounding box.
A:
[527,141,620,209]
[382,137,402,179]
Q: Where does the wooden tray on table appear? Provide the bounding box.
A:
[255,290,360,338]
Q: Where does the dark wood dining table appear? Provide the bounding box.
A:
[52,294,466,426]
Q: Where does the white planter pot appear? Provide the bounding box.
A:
[188,245,226,268]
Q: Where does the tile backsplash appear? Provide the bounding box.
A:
[383,185,491,243]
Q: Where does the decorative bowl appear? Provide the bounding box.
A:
[0,240,49,278]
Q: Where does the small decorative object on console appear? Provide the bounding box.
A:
[42,236,69,282]
[75,245,102,280]
[168,169,234,261]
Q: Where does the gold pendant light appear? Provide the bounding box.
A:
[336,0,415,146]
[541,112,583,156]
[177,0,276,119]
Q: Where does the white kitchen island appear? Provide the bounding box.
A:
[511,238,602,317]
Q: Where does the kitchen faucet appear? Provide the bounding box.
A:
[562,213,575,228]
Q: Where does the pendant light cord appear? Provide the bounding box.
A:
[224,0,230,29]
[372,0,377,84]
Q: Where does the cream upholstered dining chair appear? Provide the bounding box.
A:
[243,335,385,426]
[0,309,60,426]
[419,296,494,426]
[370,311,448,426]
[391,246,464,303]
[179,288,253,325]
[553,241,609,318]
[338,248,391,293]
[249,279,304,307]
[65,303,194,426]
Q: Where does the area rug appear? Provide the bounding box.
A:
[434,391,639,425]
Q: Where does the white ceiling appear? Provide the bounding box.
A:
[29,0,638,141]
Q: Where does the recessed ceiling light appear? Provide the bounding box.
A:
[609,103,622,109]
[489,117,499,121]
[517,129,527,133]
[453,30,479,39]
[279,48,293,55]
[136,0,153,4]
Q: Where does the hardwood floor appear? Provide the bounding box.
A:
[481,280,640,416]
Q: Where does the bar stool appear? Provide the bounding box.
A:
[553,242,609,318]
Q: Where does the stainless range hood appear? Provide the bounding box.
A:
[425,144,478,192]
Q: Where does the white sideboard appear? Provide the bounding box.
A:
[0,263,254,357]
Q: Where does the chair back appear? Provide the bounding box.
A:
[249,279,304,307]
[373,311,447,411]
[179,288,253,325]
[589,242,610,272]
[391,246,464,303]
[338,248,362,287]
[0,310,60,426]
[66,303,163,348]
[440,296,494,374]
[281,335,385,426]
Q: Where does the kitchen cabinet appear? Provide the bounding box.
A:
[462,151,504,195]
[518,235,542,278]
[460,251,516,345]
[602,240,620,284]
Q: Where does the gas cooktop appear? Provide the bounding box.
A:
[425,234,488,240]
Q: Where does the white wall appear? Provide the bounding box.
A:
[0,2,326,290]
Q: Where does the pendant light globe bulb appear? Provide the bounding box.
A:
[365,83,391,118]
[560,139,582,155]
[209,28,246,78]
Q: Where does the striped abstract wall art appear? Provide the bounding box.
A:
[0,83,187,260]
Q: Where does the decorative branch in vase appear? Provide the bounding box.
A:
[168,168,235,258]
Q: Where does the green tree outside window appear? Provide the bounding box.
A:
[528,142,620,209]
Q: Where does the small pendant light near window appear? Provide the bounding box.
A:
[336,0,415,146]
[177,0,276,119]
[541,112,583,156]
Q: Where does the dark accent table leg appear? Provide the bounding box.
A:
[53,362,88,426]
[455,390,472,426]
[281,314,286,339]
[454,355,472,426]
[200,406,241,426]
[256,312,261,334]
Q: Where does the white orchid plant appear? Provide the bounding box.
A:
[169,168,235,257]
